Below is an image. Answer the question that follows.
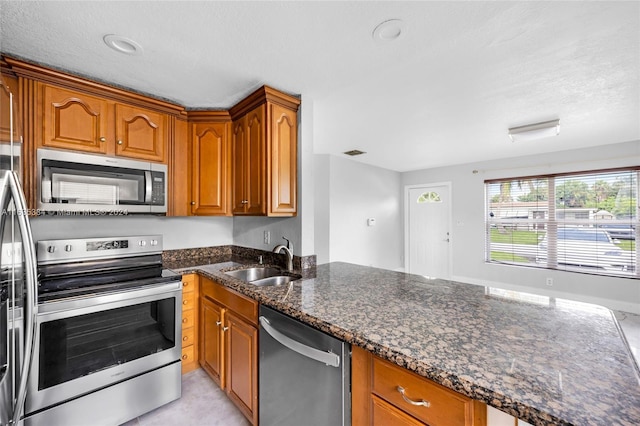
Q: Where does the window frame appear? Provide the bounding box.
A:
[485,167,639,279]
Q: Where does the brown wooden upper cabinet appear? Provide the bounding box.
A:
[0,74,21,144]
[189,114,232,216]
[39,83,168,163]
[230,86,300,217]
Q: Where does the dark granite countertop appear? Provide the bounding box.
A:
[172,260,640,426]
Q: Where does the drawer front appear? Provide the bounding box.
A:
[181,327,195,348]
[182,289,195,310]
[181,308,195,329]
[372,357,470,426]
[182,274,196,293]
[202,278,258,324]
[181,345,196,371]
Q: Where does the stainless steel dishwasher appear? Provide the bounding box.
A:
[259,305,351,426]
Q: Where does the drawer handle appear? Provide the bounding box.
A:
[183,300,188,305]
[183,336,188,341]
[397,386,430,408]
[183,282,189,287]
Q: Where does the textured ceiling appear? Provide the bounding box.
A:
[1,1,638,172]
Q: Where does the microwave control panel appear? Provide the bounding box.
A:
[151,171,165,206]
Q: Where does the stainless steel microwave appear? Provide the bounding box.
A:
[37,148,167,215]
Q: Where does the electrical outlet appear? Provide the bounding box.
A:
[264,231,270,245]
[546,277,553,286]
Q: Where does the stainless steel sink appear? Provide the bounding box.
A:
[225,267,282,282]
[251,275,297,287]
[224,267,301,286]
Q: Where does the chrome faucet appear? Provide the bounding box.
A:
[272,237,294,271]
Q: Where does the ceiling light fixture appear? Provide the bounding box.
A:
[508,119,560,142]
[372,19,404,42]
[343,150,366,156]
[103,34,144,56]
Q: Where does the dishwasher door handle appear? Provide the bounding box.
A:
[259,316,341,368]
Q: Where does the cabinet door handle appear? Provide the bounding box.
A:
[182,354,188,360]
[241,200,248,204]
[183,336,188,341]
[117,140,123,145]
[182,281,189,288]
[222,326,229,332]
[99,137,106,142]
[183,300,188,305]
[182,318,188,323]
[396,386,430,407]
[191,201,196,205]
[216,321,222,326]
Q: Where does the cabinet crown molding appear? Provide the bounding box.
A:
[229,85,300,120]
[2,55,186,116]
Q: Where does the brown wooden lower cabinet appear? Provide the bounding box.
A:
[199,277,258,425]
[180,274,199,374]
[352,346,487,426]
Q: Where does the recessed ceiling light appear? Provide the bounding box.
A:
[103,34,143,56]
[372,19,404,42]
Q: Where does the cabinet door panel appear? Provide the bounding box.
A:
[115,103,166,162]
[191,122,230,215]
[200,297,224,387]
[372,395,425,426]
[245,105,265,215]
[0,75,20,143]
[269,103,297,215]
[42,85,109,153]
[225,310,258,425]
[231,117,247,214]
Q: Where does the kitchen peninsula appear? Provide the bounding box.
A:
[168,252,640,426]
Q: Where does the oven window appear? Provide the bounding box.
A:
[38,297,176,390]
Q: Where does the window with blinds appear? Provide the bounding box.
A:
[485,168,638,278]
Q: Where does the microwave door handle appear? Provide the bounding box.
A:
[6,171,38,425]
[144,171,152,204]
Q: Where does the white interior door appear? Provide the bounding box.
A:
[406,183,451,279]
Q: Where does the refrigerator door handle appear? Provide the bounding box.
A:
[5,171,38,425]
[259,316,340,368]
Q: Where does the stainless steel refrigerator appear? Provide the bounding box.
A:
[0,77,39,425]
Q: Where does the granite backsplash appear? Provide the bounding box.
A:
[162,245,316,273]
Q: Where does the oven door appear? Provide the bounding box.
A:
[25,280,181,415]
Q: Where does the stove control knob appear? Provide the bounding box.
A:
[47,245,56,253]
[150,239,158,246]
[139,240,147,247]
[65,245,73,252]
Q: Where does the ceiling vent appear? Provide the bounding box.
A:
[343,150,366,156]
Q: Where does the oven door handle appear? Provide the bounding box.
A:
[1,171,39,424]
[259,316,340,368]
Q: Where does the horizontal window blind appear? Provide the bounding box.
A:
[486,169,638,278]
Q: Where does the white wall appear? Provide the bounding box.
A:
[402,140,640,313]
[314,154,331,264]
[314,154,403,270]
[31,215,233,249]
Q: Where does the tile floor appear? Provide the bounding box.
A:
[121,368,249,426]
[123,311,640,426]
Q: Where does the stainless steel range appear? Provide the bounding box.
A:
[23,235,182,426]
